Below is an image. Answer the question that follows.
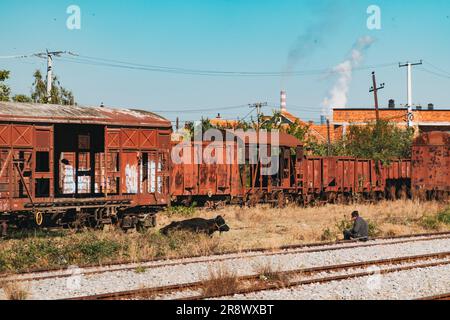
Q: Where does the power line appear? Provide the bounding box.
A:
[418,67,450,80]
[68,55,399,76]
[152,104,248,113]
[48,55,397,77]
[423,60,450,77]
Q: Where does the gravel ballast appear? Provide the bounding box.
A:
[226,264,450,300]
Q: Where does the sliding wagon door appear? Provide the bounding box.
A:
[121,152,139,195]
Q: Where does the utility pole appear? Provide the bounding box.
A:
[369,71,385,122]
[399,60,422,127]
[326,118,331,156]
[248,102,268,131]
[34,50,77,103]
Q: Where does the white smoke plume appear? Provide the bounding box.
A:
[322,36,375,116]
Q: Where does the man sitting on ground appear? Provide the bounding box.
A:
[344,211,369,241]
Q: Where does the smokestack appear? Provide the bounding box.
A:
[428,103,434,110]
[388,99,395,109]
[280,90,287,112]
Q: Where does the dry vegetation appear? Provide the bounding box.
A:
[201,265,239,297]
[204,200,450,249]
[0,200,448,274]
[253,261,291,286]
[0,281,29,300]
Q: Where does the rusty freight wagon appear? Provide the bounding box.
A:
[0,102,172,230]
[412,131,450,199]
[298,156,410,205]
[170,131,303,208]
[170,140,242,208]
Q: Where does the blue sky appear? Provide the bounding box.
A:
[1,0,449,124]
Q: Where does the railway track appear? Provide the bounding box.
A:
[3,231,450,284]
[67,251,450,300]
[417,293,450,300]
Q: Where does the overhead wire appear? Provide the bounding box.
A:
[418,67,450,79]
[50,55,398,77]
[423,60,450,77]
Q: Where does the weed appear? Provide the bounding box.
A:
[135,266,147,274]
[320,228,335,241]
[336,218,353,233]
[201,266,239,297]
[420,216,440,230]
[437,208,450,225]
[367,220,381,237]
[165,205,196,217]
[1,281,29,300]
[254,261,290,286]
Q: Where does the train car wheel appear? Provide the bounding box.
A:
[34,211,44,227]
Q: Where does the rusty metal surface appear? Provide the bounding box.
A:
[0,102,171,128]
[1,122,171,214]
[170,141,241,198]
[412,131,450,192]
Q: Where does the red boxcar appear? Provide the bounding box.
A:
[412,131,450,198]
[170,140,241,207]
[170,132,302,207]
[0,102,172,230]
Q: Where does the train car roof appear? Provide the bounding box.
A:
[0,101,171,128]
[227,130,302,148]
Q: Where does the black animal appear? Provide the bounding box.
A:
[160,215,230,236]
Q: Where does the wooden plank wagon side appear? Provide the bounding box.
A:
[0,102,172,231]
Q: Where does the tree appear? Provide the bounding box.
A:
[345,120,414,162]
[307,120,414,163]
[31,70,75,105]
[0,70,11,102]
[31,70,48,103]
[12,94,33,103]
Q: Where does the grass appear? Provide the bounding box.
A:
[0,200,448,274]
[254,261,290,286]
[420,207,450,230]
[134,266,147,274]
[165,204,197,217]
[0,230,222,273]
[0,281,29,300]
[201,266,239,297]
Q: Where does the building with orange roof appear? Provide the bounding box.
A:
[209,115,240,129]
[332,102,450,135]
[209,93,450,144]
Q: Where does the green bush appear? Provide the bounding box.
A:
[165,205,197,217]
[335,218,353,233]
[367,220,381,237]
[420,216,440,230]
[320,228,335,241]
[437,208,450,225]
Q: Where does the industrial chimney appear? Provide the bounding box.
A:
[280,90,287,112]
[388,99,395,109]
[428,103,434,110]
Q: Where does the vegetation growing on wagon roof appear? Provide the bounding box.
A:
[187,111,415,164]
